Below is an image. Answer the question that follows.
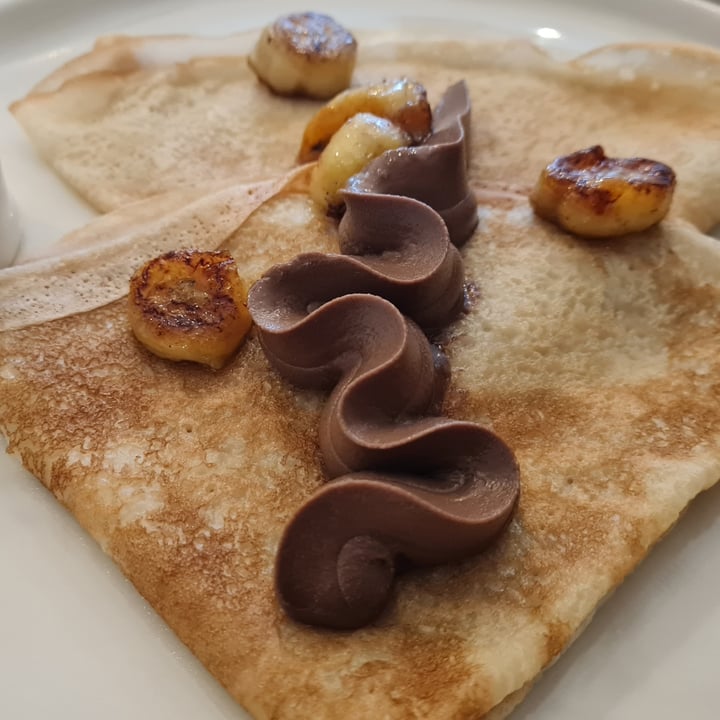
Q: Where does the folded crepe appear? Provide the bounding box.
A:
[3,156,720,718]
[3,34,720,720]
[10,34,720,233]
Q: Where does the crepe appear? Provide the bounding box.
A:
[3,157,720,717]
[3,33,720,719]
[10,35,720,232]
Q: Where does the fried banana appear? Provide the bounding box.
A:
[530,145,676,238]
[128,249,252,369]
[309,112,410,212]
[249,12,357,100]
[298,79,432,163]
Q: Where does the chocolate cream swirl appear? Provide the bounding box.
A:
[248,82,520,630]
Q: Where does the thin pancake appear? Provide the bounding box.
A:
[1,182,720,717]
[10,38,720,231]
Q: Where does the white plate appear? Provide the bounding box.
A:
[1,1,720,718]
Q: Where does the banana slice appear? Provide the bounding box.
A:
[310,112,410,212]
[128,249,252,369]
[248,12,357,100]
[530,145,676,238]
[298,79,432,163]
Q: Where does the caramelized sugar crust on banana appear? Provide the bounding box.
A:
[248,12,357,100]
[309,112,410,211]
[530,145,676,238]
[128,249,252,369]
[298,79,432,163]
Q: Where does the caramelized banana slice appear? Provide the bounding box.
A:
[530,146,676,238]
[310,112,410,211]
[298,79,432,163]
[248,12,357,100]
[128,250,252,369]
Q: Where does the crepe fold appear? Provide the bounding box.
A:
[3,36,720,720]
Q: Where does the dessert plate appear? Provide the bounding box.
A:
[0,1,719,718]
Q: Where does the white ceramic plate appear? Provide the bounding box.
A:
[1,1,719,718]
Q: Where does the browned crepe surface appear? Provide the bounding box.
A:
[2,178,720,717]
[4,34,720,720]
[11,37,720,232]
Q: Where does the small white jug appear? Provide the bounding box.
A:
[0,162,23,267]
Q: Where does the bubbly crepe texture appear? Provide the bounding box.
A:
[10,35,720,229]
[3,36,720,719]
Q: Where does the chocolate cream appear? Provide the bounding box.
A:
[248,82,520,630]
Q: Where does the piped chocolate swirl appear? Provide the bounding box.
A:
[248,82,520,630]
[347,80,478,247]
